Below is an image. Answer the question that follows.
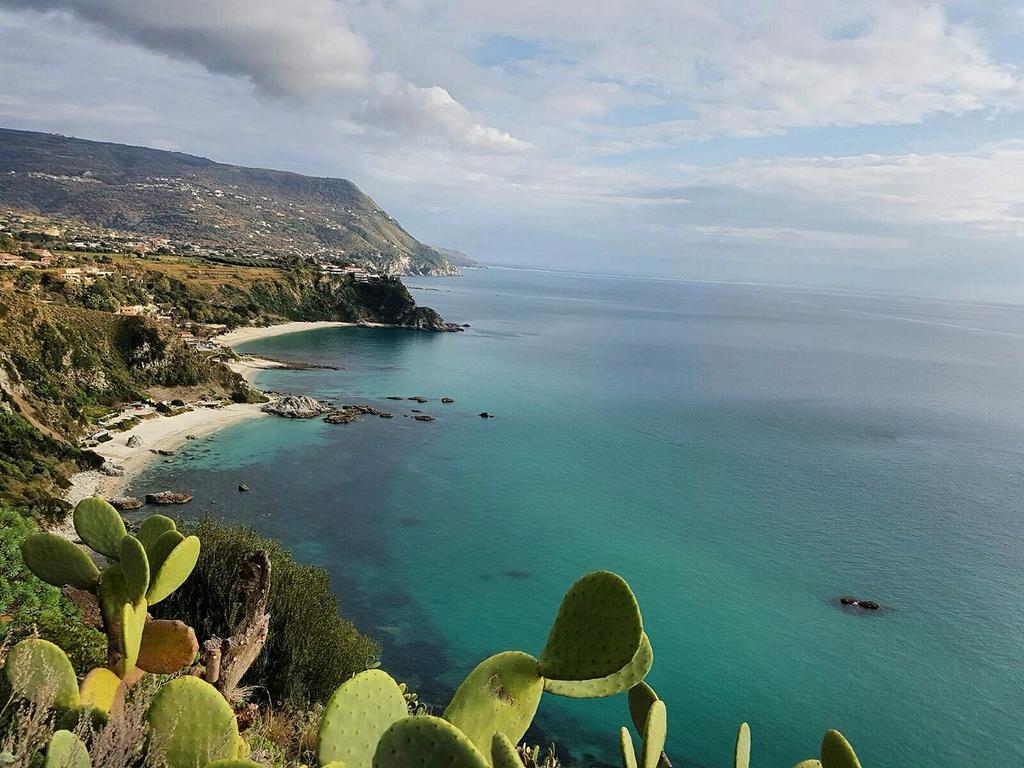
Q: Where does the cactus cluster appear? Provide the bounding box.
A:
[6,534,869,768]
[19,497,200,681]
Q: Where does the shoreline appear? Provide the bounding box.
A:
[64,320,360,508]
[65,403,268,507]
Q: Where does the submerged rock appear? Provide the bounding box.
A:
[414,414,435,422]
[441,397,454,404]
[324,404,393,424]
[479,412,495,418]
[145,491,193,505]
[262,395,330,419]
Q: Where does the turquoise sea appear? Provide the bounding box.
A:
[135,268,1024,768]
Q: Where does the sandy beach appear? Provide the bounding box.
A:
[213,320,354,347]
[65,403,267,506]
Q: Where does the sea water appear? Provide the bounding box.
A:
[135,268,1024,767]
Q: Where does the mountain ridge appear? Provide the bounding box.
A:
[0,128,464,276]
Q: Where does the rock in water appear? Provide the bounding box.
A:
[479,412,495,418]
[145,491,193,505]
[262,395,330,419]
[109,496,143,511]
[238,484,250,492]
[441,397,454,403]
[414,414,435,421]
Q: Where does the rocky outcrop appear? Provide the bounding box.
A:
[100,461,125,477]
[396,307,465,332]
[262,395,330,419]
[127,434,142,448]
[145,491,193,505]
[838,596,881,611]
[323,404,393,424]
[110,496,143,511]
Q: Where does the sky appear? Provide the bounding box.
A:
[1,1,1024,301]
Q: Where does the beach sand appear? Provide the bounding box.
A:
[66,403,267,505]
[213,320,355,347]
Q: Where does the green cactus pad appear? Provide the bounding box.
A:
[820,731,861,768]
[137,619,199,673]
[206,762,263,768]
[146,676,239,768]
[120,535,150,604]
[44,730,90,768]
[620,728,638,768]
[147,529,184,574]
[627,682,658,734]
[734,723,751,768]
[322,763,349,768]
[98,564,129,624]
[318,669,408,768]
[491,733,525,768]
[20,533,100,589]
[79,667,123,713]
[137,514,177,557]
[73,497,127,558]
[118,601,147,676]
[543,631,653,699]
[57,706,108,732]
[640,700,666,768]
[146,534,199,605]
[538,571,642,681]
[3,639,79,709]
[373,716,489,768]
[443,652,544,760]
[794,762,823,768]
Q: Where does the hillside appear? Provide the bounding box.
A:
[0,128,462,275]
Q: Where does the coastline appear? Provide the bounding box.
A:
[64,320,348,507]
[65,403,267,507]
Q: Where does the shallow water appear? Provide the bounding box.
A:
[136,269,1024,767]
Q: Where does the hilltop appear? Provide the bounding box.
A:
[0,128,465,275]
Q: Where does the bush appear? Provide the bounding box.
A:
[155,519,380,705]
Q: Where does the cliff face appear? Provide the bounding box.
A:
[0,128,461,276]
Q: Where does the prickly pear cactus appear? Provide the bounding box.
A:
[542,632,652,698]
[137,619,199,673]
[20,533,100,589]
[640,700,666,768]
[147,529,185,575]
[794,762,823,768]
[491,733,526,768]
[206,762,263,768]
[734,723,751,768]
[443,652,544,760]
[44,730,90,768]
[137,514,177,556]
[373,716,489,768]
[318,669,408,768]
[627,681,658,733]
[3,639,80,709]
[620,728,638,768]
[146,676,239,768]
[119,534,150,603]
[79,667,123,714]
[146,534,200,605]
[73,497,127,558]
[820,730,861,768]
[538,571,643,682]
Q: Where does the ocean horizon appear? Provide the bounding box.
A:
[133,267,1024,768]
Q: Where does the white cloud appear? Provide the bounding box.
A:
[682,143,1024,237]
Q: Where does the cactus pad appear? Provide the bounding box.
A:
[44,730,90,768]
[147,529,184,574]
[443,652,544,760]
[20,533,100,589]
[146,676,239,768]
[820,731,861,768]
[146,534,199,605]
[373,716,489,768]
[794,762,823,768]
[3,639,79,709]
[319,669,408,768]
[79,667,122,713]
[538,571,642,681]
[137,514,177,556]
[118,601,147,676]
[620,728,638,768]
[640,700,666,768]
[491,733,525,768]
[137,619,199,673]
[206,762,263,768]
[543,631,652,698]
[119,535,150,604]
[734,723,750,768]
[73,497,127,558]
[627,682,658,734]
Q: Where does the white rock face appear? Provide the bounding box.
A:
[261,395,330,419]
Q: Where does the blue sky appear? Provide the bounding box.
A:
[1,0,1023,301]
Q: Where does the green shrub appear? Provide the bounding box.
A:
[155,519,380,705]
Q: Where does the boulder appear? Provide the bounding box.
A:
[127,434,142,448]
[238,484,250,492]
[840,596,857,605]
[100,461,125,477]
[479,412,495,418]
[408,396,429,403]
[858,600,880,610]
[145,491,193,505]
[109,496,143,511]
[441,397,454,404]
[414,414,435,422]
